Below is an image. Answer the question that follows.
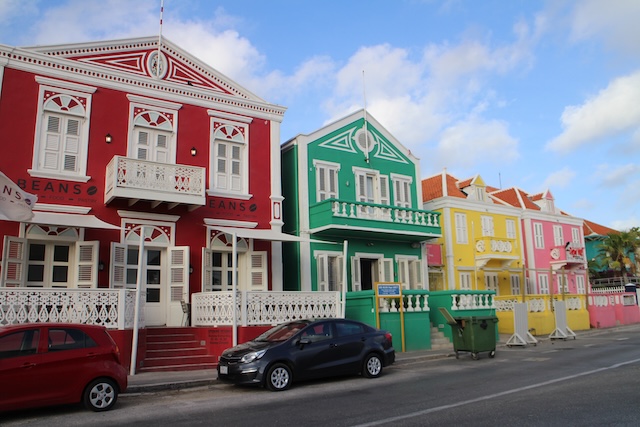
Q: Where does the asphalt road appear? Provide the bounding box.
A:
[4,326,640,426]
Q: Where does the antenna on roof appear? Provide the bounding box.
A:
[155,0,165,78]
[362,70,370,163]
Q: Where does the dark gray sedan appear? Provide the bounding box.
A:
[217,318,395,391]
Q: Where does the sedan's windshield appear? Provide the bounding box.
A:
[254,321,309,342]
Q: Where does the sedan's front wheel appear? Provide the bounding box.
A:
[266,363,292,391]
[363,353,383,378]
[83,378,118,411]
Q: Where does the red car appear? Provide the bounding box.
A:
[0,323,128,412]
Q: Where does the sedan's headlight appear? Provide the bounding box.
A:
[240,349,267,363]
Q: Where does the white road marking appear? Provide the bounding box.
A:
[352,357,640,427]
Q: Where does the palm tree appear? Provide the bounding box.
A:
[597,229,640,277]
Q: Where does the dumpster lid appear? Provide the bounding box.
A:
[438,307,458,325]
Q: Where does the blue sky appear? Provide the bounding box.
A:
[1,0,639,230]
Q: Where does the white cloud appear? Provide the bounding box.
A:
[539,167,576,191]
[569,0,640,55]
[595,163,640,188]
[433,118,519,170]
[546,71,640,153]
[610,216,640,231]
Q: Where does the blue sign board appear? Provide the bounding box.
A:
[377,283,401,297]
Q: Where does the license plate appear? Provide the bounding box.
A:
[219,365,228,375]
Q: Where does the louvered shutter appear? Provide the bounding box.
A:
[249,252,267,291]
[381,258,393,282]
[351,257,361,291]
[317,254,327,291]
[1,236,27,287]
[216,143,227,190]
[110,243,127,289]
[75,241,98,288]
[169,247,189,302]
[63,118,80,172]
[398,259,408,289]
[410,259,423,290]
[336,255,344,292]
[136,130,149,160]
[379,175,389,205]
[202,248,213,292]
[155,133,169,163]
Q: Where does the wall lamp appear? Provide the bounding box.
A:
[105,133,112,144]
[190,147,197,156]
[98,261,105,271]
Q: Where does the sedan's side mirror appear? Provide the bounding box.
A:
[298,337,311,346]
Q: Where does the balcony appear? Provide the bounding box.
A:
[550,244,586,270]
[474,237,519,268]
[105,156,206,210]
[308,199,441,242]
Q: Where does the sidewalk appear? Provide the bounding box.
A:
[123,324,640,394]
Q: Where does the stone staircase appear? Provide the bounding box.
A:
[430,325,453,350]
[140,328,218,373]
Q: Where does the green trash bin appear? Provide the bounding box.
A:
[449,316,498,360]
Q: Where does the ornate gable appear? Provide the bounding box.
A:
[27,37,258,100]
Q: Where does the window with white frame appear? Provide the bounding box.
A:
[127,95,180,164]
[553,225,564,247]
[572,227,581,245]
[459,272,472,290]
[506,219,516,239]
[316,252,343,291]
[510,274,521,295]
[2,236,98,289]
[354,167,389,206]
[485,272,499,294]
[31,77,96,180]
[210,118,250,196]
[481,216,495,237]
[313,160,340,202]
[397,256,423,289]
[455,213,468,244]
[391,174,412,208]
[534,222,544,248]
[538,273,549,294]
[576,275,586,294]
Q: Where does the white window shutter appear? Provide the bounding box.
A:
[317,254,328,291]
[398,259,408,289]
[1,236,27,287]
[337,255,344,292]
[379,175,389,205]
[202,247,213,292]
[169,246,189,302]
[110,243,127,289]
[381,258,393,282]
[351,257,361,291]
[75,241,98,288]
[249,252,268,291]
[410,260,423,290]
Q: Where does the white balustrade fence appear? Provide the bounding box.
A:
[331,201,439,227]
[378,293,430,313]
[0,288,143,329]
[451,293,495,311]
[191,291,341,326]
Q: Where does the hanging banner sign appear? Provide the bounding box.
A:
[0,171,38,221]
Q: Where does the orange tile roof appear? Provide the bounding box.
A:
[583,219,619,237]
[421,173,466,201]
[490,187,540,210]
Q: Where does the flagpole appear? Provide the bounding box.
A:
[155,0,164,78]
[362,70,370,163]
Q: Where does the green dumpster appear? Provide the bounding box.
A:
[439,308,498,360]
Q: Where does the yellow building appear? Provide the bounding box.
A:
[422,172,525,295]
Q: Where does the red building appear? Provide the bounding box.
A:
[0,36,289,362]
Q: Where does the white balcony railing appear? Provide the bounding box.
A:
[105,156,206,207]
[331,200,439,227]
[0,288,143,329]
[191,291,341,326]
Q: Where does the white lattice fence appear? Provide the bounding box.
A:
[0,288,141,329]
[192,291,341,326]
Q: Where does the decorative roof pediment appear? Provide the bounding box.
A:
[25,36,263,102]
[316,114,409,164]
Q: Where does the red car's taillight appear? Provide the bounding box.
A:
[112,343,122,365]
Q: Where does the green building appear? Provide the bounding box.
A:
[281,109,441,293]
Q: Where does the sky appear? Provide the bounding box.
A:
[1,0,639,231]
